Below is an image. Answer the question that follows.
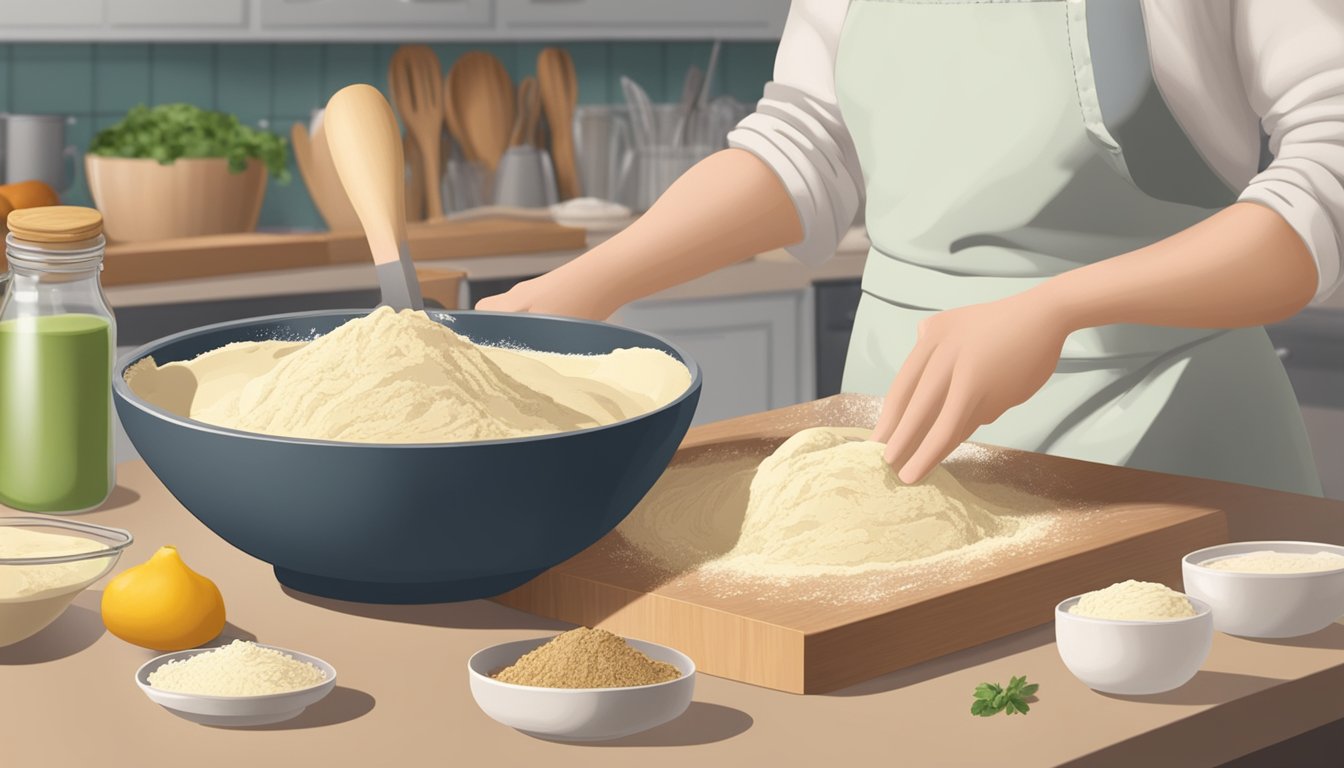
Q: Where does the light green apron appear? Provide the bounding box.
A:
[836,0,1322,495]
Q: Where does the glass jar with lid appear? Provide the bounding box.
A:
[0,206,116,513]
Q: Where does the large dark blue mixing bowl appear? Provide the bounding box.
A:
[113,309,701,604]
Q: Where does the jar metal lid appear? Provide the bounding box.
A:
[7,206,103,243]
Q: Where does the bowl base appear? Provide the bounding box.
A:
[274,566,546,604]
[163,706,307,727]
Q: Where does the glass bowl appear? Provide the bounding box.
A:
[0,516,133,646]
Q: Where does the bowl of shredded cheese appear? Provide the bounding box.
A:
[1183,541,1344,638]
[0,516,133,647]
[135,640,336,726]
[1055,580,1213,695]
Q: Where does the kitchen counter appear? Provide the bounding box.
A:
[7,456,1344,767]
[102,226,872,310]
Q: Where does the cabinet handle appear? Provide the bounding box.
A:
[1275,347,1291,360]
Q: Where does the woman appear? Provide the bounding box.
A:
[481,1,1344,495]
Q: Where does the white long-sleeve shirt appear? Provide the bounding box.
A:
[727,0,1344,303]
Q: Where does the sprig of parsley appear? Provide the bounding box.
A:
[89,103,289,182]
[971,675,1038,717]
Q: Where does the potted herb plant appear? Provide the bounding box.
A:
[85,104,289,242]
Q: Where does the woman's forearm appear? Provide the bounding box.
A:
[551,149,804,308]
[1029,202,1319,332]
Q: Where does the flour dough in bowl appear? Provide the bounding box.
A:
[124,307,691,444]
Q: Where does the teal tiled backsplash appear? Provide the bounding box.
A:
[0,41,777,229]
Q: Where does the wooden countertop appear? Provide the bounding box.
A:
[6,443,1344,765]
[103,227,872,310]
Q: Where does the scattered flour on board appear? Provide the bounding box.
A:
[615,426,1062,604]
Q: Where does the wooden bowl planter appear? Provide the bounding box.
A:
[85,156,267,243]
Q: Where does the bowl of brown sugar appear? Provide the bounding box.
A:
[468,627,695,741]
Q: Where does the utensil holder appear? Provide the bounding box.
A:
[630,145,714,213]
[493,146,559,209]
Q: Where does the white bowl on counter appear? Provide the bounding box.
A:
[1055,594,1213,695]
[135,644,337,727]
[468,636,695,742]
[1183,541,1344,638]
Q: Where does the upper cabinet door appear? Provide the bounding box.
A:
[3,0,104,26]
[259,0,493,28]
[108,0,247,26]
[497,0,787,37]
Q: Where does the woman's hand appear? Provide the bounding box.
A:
[475,267,622,321]
[871,294,1071,484]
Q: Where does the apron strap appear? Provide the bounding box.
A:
[1077,0,1236,208]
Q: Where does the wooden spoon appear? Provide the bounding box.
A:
[442,81,476,164]
[446,51,515,172]
[290,121,360,231]
[404,130,425,222]
[323,84,424,311]
[537,47,580,200]
[388,45,445,219]
[510,77,540,148]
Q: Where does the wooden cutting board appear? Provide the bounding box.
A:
[60,217,586,287]
[496,394,1230,694]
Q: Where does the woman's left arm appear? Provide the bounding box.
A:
[875,1,1344,483]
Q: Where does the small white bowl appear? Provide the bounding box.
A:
[1183,541,1344,638]
[1055,594,1213,695]
[468,635,695,742]
[135,644,337,727]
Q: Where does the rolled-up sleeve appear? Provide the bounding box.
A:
[1234,0,1344,303]
[727,0,864,266]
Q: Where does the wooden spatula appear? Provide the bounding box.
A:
[446,51,515,173]
[537,47,580,200]
[388,45,445,219]
[510,76,540,148]
[290,121,360,231]
[323,84,424,311]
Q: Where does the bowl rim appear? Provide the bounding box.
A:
[113,307,703,449]
[467,635,696,694]
[1055,594,1213,626]
[1182,541,1344,578]
[0,516,134,565]
[135,642,338,702]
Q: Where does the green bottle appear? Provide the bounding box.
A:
[0,207,115,513]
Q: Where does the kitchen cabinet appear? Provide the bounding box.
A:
[813,278,861,397]
[1266,309,1344,500]
[2,0,103,27]
[496,0,787,39]
[108,0,247,26]
[0,0,786,41]
[612,289,815,425]
[258,0,493,30]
